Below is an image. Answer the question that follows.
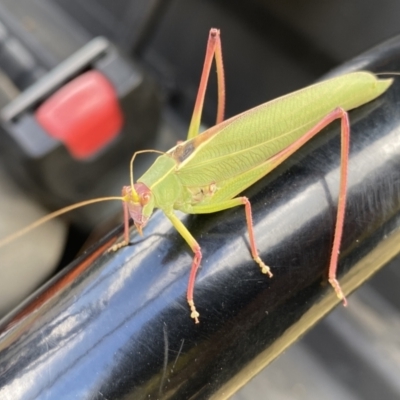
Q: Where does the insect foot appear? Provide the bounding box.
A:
[255,257,273,278]
[188,300,200,324]
[329,278,348,306]
[108,241,129,253]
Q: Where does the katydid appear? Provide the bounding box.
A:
[0,29,393,323]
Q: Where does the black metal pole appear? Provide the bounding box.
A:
[1,37,400,400]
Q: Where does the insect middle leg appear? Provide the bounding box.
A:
[191,198,271,276]
[166,197,269,324]
[165,212,202,323]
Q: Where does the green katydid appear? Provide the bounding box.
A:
[0,28,393,323]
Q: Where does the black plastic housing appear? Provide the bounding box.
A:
[0,39,160,229]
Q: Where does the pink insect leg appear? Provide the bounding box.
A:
[190,107,350,305]
[108,186,132,252]
[165,211,202,323]
[187,28,225,140]
[266,107,350,304]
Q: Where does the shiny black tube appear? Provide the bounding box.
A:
[1,37,400,399]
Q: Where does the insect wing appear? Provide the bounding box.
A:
[174,72,392,191]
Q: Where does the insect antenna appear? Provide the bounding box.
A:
[375,72,400,77]
[128,149,165,199]
[0,196,123,248]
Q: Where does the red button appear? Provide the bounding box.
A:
[36,70,123,159]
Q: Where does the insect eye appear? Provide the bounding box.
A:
[142,193,151,204]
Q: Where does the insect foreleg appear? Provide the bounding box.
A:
[165,212,201,324]
[108,193,131,252]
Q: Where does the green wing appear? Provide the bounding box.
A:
[172,72,391,197]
